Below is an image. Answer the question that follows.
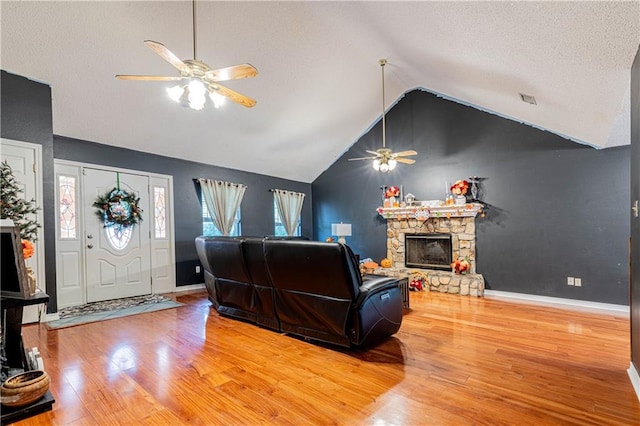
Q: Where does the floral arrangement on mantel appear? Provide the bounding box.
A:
[450,179,469,197]
[384,186,400,198]
[451,258,471,275]
[383,186,401,208]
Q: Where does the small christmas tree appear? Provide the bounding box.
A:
[0,161,40,241]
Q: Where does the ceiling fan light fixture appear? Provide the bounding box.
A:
[166,85,184,103]
[373,159,381,171]
[209,91,226,108]
[116,0,258,110]
[388,159,397,171]
[187,79,207,110]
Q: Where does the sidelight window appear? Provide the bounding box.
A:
[154,186,166,238]
[58,175,77,239]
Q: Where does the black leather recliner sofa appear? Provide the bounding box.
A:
[195,236,404,347]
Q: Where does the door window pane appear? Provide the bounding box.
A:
[105,225,133,250]
[154,187,166,238]
[59,175,77,239]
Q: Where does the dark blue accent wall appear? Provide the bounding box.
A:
[2,69,312,312]
[54,136,313,287]
[1,70,57,312]
[630,44,639,375]
[312,89,630,305]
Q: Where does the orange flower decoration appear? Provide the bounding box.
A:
[450,180,469,196]
[22,239,34,259]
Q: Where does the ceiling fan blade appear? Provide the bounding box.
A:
[348,156,377,161]
[116,75,184,81]
[144,40,190,74]
[205,64,258,82]
[392,150,418,157]
[366,150,383,156]
[209,83,257,108]
[395,158,416,165]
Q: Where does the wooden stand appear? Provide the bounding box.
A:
[1,292,54,425]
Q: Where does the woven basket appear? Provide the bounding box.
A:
[1,370,50,407]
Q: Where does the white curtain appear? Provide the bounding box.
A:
[273,189,305,236]
[198,179,246,236]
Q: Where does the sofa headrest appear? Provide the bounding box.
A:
[197,237,252,283]
[263,240,361,300]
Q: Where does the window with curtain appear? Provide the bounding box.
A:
[273,189,305,237]
[274,198,300,236]
[198,179,245,236]
[201,191,241,236]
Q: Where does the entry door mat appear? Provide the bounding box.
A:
[47,294,184,329]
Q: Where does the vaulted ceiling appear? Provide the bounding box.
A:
[2,1,639,182]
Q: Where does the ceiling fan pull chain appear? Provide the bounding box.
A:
[380,59,386,148]
[192,0,197,60]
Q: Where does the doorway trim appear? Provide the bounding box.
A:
[0,138,46,323]
[54,159,176,309]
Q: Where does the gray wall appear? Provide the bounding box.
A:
[1,70,57,311]
[312,89,630,305]
[2,69,312,311]
[54,136,313,287]
[630,45,639,375]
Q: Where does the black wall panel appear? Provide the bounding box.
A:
[312,89,630,305]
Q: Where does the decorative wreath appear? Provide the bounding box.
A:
[93,188,143,228]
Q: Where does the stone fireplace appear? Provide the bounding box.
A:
[375,203,485,296]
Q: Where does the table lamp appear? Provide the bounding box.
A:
[331,223,352,244]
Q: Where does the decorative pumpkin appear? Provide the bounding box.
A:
[380,258,393,268]
[363,261,378,270]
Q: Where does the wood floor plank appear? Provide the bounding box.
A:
[12,290,640,425]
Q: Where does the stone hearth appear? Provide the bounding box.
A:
[377,203,485,296]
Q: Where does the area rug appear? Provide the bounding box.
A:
[46,294,184,330]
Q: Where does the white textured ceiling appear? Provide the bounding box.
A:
[2,1,639,183]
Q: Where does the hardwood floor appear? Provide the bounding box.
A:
[15,290,640,425]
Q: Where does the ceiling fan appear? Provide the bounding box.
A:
[116,0,257,110]
[349,59,417,172]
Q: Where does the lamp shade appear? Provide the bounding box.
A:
[331,223,352,237]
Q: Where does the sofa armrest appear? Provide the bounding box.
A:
[356,275,402,308]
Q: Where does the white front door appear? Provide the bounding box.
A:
[83,168,151,302]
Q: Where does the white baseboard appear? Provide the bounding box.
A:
[484,290,629,316]
[45,313,60,322]
[171,283,205,293]
[628,362,640,402]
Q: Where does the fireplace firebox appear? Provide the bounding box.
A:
[405,233,452,270]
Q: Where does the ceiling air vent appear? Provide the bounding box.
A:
[519,93,537,105]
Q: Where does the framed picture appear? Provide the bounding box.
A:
[1,225,30,298]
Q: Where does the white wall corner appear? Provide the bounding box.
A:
[170,283,205,293]
[629,362,640,403]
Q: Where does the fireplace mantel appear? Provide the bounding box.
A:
[377,202,483,220]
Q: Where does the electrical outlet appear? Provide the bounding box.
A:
[567,277,574,286]
[574,278,582,287]
[195,265,201,274]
